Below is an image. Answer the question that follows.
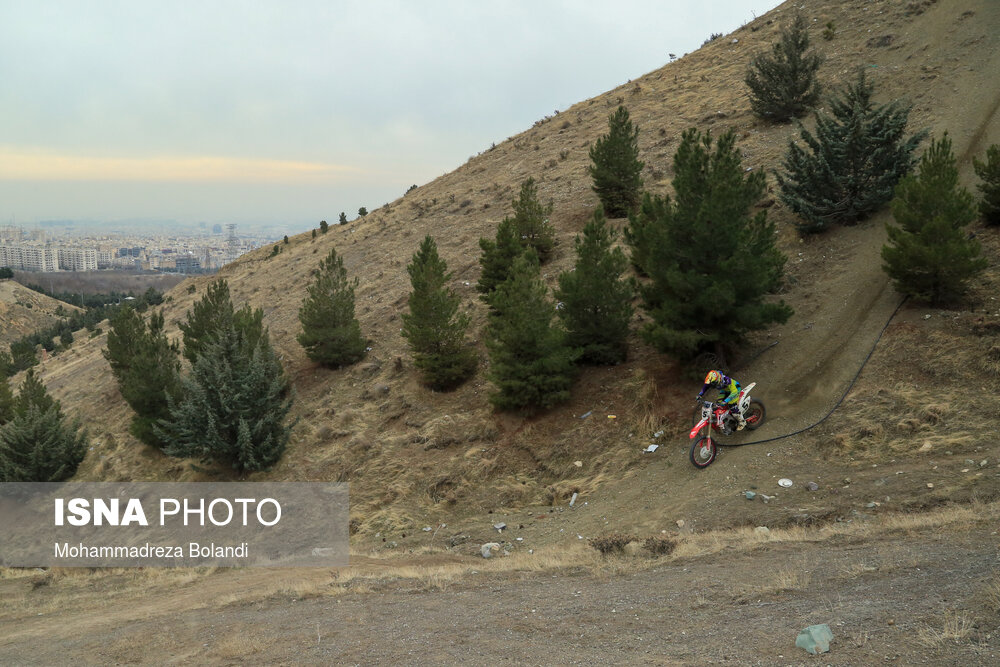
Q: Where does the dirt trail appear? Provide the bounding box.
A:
[3,519,997,665]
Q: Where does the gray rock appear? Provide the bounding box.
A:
[806,481,819,492]
[796,624,833,655]
[754,526,770,535]
[481,542,501,558]
[493,522,506,532]
[744,491,756,500]
[447,534,469,547]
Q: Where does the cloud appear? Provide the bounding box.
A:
[0,147,366,184]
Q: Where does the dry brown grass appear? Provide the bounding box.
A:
[915,610,974,647]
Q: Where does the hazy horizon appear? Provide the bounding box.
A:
[1,1,785,235]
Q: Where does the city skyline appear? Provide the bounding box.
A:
[0,1,783,232]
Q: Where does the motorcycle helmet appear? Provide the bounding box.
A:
[704,370,722,385]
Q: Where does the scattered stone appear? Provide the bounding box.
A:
[927,483,934,489]
[676,519,685,528]
[447,535,469,547]
[918,442,933,452]
[569,493,578,507]
[806,481,819,492]
[493,522,506,532]
[965,459,976,466]
[754,526,770,535]
[573,460,583,467]
[982,460,989,467]
[422,526,432,532]
[481,542,501,558]
[796,624,833,655]
[865,502,880,509]
[744,491,757,500]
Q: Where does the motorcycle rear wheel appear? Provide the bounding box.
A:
[744,399,766,431]
[689,436,717,469]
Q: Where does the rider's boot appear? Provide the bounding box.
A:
[733,409,746,431]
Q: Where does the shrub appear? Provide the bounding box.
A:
[588,533,636,555]
[320,220,329,234]
[358,207,368,217]
[642,536,677,556]
[339,212,348,225]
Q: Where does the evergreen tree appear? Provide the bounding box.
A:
[745,13,823,122]
[320,220,329,233]
[358,207,368,217]
[777,70,927,232]
[589,105,644,218]
[555,208,633,365]
[339,212,348,225]
[0,378,15,425]
[179,280,262,364]
[0,349,12,378]
[312,229,317,239]
[0,373,86,482]
[477,217,526,303]
[973,143,1000,225]
[882,134,986,305]
[638,128,792,361]
[157,320,293,473]
[104,307,181,447]
[509,177,556,262]
[401,236,477,389]
[297,247,367,367]
[9,339,37,373]
[624,191,671,276]
[485,255,576,411]
[14,369,56,417]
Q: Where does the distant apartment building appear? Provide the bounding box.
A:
[174,255,201,273]
[97,250,114,268]
[0,244,60,272]
[57,247,97,271]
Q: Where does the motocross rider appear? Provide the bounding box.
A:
[697,370,746,430]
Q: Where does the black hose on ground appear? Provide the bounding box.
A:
[722,295,909,448]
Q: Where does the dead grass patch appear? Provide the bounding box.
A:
[915,609,974,647]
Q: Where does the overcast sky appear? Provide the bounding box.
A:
[0,1,783,235]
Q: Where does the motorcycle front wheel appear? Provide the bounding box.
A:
[689,436,717,469]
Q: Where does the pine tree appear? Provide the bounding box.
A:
[973,143,1000,225]
[180,279,263,363]
[485,255,576,411]
[589,105,644,218]
[777,70,927,232]
[358,207,368,217]
[638,128,792,361]
[0,378,15,425]
[157,321,293,473]
[882,134,986,305]
[401,236,477,389]
[509,177,556,262]
[624,191,671,276]
[104,307,181,447]
[477,217,526,303]
[0,374,86,482]
[297,247,367,368]
[745,13,823,122]
[555,208,633,365]
[320,220,330,233]
[339,212,348,225]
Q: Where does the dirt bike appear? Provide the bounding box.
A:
[688,382,766,469]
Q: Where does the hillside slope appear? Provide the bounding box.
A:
[32,0,1000,542]
[0,280,80,349]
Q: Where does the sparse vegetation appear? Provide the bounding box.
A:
[777,70,927,233]
[883,134,986,304]
[589,105,644,217]
[745,13,823,122]
[642,536,677,556]
[973,143,1000,225]
[320,220,329,234]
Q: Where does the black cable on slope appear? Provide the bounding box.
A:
[721,295,909,448]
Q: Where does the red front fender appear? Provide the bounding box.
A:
[689,420,707,439]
